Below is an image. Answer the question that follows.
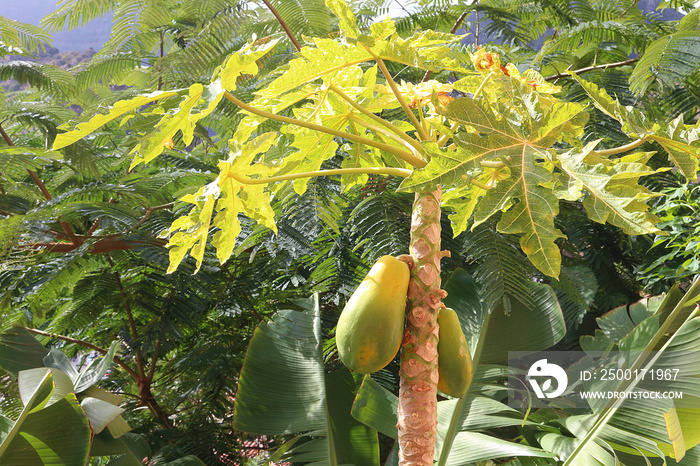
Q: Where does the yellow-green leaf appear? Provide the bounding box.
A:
[52,91,177,150]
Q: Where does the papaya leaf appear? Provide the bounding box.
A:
[216,38,280,91]
[130,82,223,169]
[401,82,587,277]
[0,370,91,465]
[165,133,278,272]
[570,73,700,179]
[648,115,700,180]
[556,141,663,235]
[568,72,651,138]
[52,91,178,150]
[325,0,359,39]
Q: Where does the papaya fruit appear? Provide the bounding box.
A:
[437,307,473,397]
[336,255,410,374]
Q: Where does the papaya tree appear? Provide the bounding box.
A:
[50,0,700,462]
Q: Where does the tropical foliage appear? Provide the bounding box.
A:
[0,0,700,464]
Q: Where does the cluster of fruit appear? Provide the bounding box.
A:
[336,255,473,397]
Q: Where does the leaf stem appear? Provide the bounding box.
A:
[222,91,425,168]
[24,327,139,380]
[437,122,460,148]
[369,50,430,141]
[261,0,302,52]
[594,137,647,156]
[474,71,494,99]
[346,113,419,153]
[329,83,425,155]
[544,58,639,82]
[227,166,412,185]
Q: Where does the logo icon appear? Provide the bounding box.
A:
[527,359,568,399]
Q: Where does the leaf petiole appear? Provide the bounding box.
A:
[223,91,426,168]
[593,137,648,156]
[225,167,412,185]
[328,83,425,156]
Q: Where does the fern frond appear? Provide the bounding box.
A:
[40,0,117,32]
[630,31,700,95]
[75,52,143,89]
[261,0,331,38]
[0,61,76,99]
[462,220,538,313]
[0,15,52,54]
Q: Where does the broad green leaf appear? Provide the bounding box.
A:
[326,369,380,466]
[92,432,150,460]
[351,375,399,439]
[81,397,125,435]
[74,340,120,392]
[18,368,73,409]
[0,326,49,378]
[435,269,565,464]
[43,349,79,381]
[0,371,91,465]
[52,91,177,150]
[561,279,700,465]
[233,295,379,465]
[443,432,557,465]
[443,269,566,366]
[161,457,206,465]
[665,406,685,460]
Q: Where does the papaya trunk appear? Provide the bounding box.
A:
[398,188,446,464]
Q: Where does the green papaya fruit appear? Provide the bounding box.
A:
[437,307,473,397]
[336,255,410,374]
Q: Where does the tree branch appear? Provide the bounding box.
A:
[20,237,167,254]
[422,5,474,82]
[261,0,302,52]
[23,327,139,380]
[544,58,639,82]
[1,122,80,244]
[106,254,146,380]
